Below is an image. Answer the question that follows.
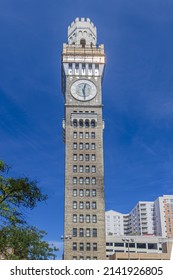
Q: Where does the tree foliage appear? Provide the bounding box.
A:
[0,226,58,260]
[0,160,58,260]
[0,160,47,226]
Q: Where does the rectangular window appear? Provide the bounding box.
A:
[82,63,85,69]
[89,63,92,69]
[148,243,158,250]
[79,243,84,251]
[86,189,90,197]
[92,189,96,197]
[73,201,77,209]
[92,202,97,209]
[79,165,83,173]
[86,228,90,237]
[86,177,90,185]
[79,202,84,209]
[69,63,72,69]
[93,243,97,251]
[92,177,96,185]
[79,154,83,161]
[126,243,135,248]
[73,214,77,223]
[73,154,77,161]
[73,132,77,139]
[79,143,83,150]
[73,228,77,237]
[85,154,90,161]
[73,143,77,150]
[86,202,90,209]
[79,214,84,223]
[79,189,84,197]
[91,132,95,139]
[75,63,79,69]
[95,64,99,69]
[86,243,91,251]
[79,132,83,139]
[86,215,90,223]
[73,189,77,197]
[137,243,146,249]
[85,132,89,139]
[92,166,96,173]
[73,177,77,184]
[114,243,124,247]
[86,166,90,173]
[79,228,84,237]
[73,165,77,172]
[73,243,77,251]
[92,154,96,161]
[91,143,96,150]
[92,215,97,223]
[93,228,97,237]
[79,177,84,185]
[85,143,89,150]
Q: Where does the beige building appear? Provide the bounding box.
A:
[62,18,106,260]
[155,195,173,238]
[106,235,172,260]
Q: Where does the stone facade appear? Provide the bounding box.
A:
[62,18,106,260]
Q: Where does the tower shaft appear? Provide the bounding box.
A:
[62,18,106,260]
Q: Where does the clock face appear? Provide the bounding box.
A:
[71,80,97,101]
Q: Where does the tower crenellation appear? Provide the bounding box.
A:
[68,17,97,46]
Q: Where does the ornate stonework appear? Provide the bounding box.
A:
[62,18,106,260]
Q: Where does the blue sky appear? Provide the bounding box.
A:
[0,0,173,258]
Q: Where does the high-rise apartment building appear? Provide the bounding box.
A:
[106,210,125,236]
[62,18,106,260]
[106,195,173,238]
[128,201,155,236]
[155,195,173,238]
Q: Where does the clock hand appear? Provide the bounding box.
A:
[82,84,86,99]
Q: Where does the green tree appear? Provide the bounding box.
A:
[0,160,47,225]
[0,226,58,260]
[0,160,58,260]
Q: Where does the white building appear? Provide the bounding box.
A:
[106,195,173,239]
[105,210,125,236]
[129,201,155,236]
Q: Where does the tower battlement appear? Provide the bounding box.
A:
[68,17,97,46]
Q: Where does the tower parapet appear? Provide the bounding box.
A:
[68,17,97,47]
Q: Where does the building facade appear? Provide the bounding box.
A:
[106,195,173,238]
[62,18,106,260]
[106,235,167,258]
[155,195,173,238]
[106,210,125,236]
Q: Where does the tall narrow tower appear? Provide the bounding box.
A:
[62,17,106,260]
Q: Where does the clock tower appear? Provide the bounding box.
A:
[62,17,106,260]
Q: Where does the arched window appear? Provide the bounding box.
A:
[73,119,77,127]
[80,39,86,48]
[85,119,89,128]
[91,120,96,128]
[79,119,84,128]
